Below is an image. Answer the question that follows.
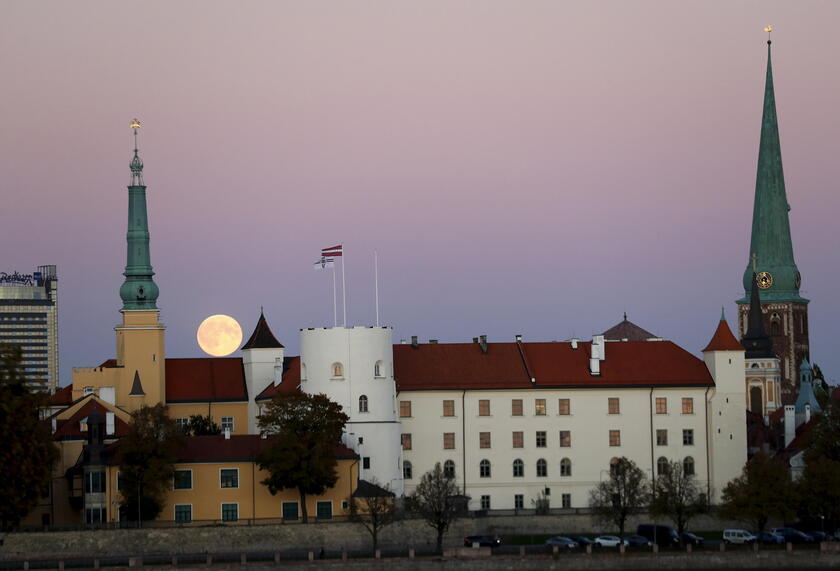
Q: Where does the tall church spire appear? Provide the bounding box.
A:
[740,36,805,304]
[119,119,160,310]
[741,273,774,358]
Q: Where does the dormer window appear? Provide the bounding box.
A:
[331,362,344,378]
[374,360,385,378]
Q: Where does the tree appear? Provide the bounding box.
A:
[0,345,57,532]
[805,400,840,462]
[588,457,649,538]
[718,452,795,532]
[117,404,183,523]
[257,392,349,523]
[407,462,464,552]
[184,414,221,436]
[650,459,707,535]
[796,456,840,531]
[350,479,397,552]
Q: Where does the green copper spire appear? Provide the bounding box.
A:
[739,38,806,304]
[119,119,159,310]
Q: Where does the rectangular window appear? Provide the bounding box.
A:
[220,468,239,489]
[561,494,571,509]
[282,501,299,521]
[511,399,523,416]
[535,398,546,416]
[536,431,547,448]
[608,397,620,414]
[478,399,491,416]
[480,495,491,510]
[316,501,333,520]
[399,401,412,418]
[442,400,455,417]
[85,507,106,524]
[85,471,105,494]
[221,503,238,522]
[443,432,455,449]
[558,399,570,415]
[221,417,234,433]
[514,494,524,509]
[559,431,571,447]
[656,429,668,446]
[683,429,694,446]
[682,398,694,415]
[173,470,192,490]
[479,432,491,449]
[401,433,412,450]
[512,431,524,448]
[655,397,667,414]
[609,430,621,446]
[174,504,192,523]
[363,457,371,469]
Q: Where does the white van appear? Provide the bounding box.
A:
[723,529,756,544]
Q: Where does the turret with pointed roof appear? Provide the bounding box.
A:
[241,309,284,434]
[703,311,743,353]
[602,314,657,341]
[242,309,284,350]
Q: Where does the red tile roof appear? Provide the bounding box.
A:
[174,434,357,463]
[165,358,248,403]
[51,399,130,440]
[702,319,744,352]
[256,357,301,401]
[394,340,713,391]
[49,384,73,405]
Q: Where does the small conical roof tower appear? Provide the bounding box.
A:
[741,273,775,358]
[703,309,743,353]
[794,359,821,415]
[119,119,160,310]
[739,34,806,304]
[242,309,284,350]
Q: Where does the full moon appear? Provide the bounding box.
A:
[196,314,243,357]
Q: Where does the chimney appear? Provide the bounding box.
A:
[224,428,231,440]
[472,337,479,343]
[411,335,419,348]
[589,343,601,376]
[429,339,438,344]
[805,403,812,424]
[515,334,522,343]
[479,335,488,354]
[592,335,606,361]
[784,405,795,447]
[400,339,407,344]
[51,417,57,434]
[571,338,579,349]
[274,357,283,387]
[106,412,115,436]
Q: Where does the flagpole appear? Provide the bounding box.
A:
[332,264,337,327]
[341,249,347,327]
[374,250,380,327]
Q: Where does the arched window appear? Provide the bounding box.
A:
[749,386,763,415]
[301,362,307,380]
[359,395,369,413]
[683,456,695,477]
[479,459,491,478]
[403,461,412,480]
[560,458,572,477]
[770,313,781,336]
[536,458,547,477]
[513,459,524,478]
[443,460,455,479]
[374,360,384,377]
[657,456,669,476]
[331,362,344,378]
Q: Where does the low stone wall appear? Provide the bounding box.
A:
[0,513,754,559]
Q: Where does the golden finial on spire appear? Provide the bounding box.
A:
[130,118,141,130]
[764,25,773,34]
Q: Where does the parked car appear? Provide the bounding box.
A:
[594,535,627,547]
[463,535,501,547]
[806,531,828,542]
[626,535,653,547]
[723,529,756,544]
[637,524,680,546]
[757,532,784,545]
[770,527,814,544]
[571,536,598,547]
[544,536,579,549]
[681,532,705,546]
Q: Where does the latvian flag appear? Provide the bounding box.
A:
[321,245,343,258]
[313,257,334,270]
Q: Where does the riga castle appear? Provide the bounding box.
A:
[28,39,816,526]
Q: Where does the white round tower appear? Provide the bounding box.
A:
[300,326,403,495]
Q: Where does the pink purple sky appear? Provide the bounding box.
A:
[2,1,839,386]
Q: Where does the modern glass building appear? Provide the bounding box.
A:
[0,265,59,392]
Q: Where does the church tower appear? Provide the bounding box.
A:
[737,36,809,401]
[114,120,166,410]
